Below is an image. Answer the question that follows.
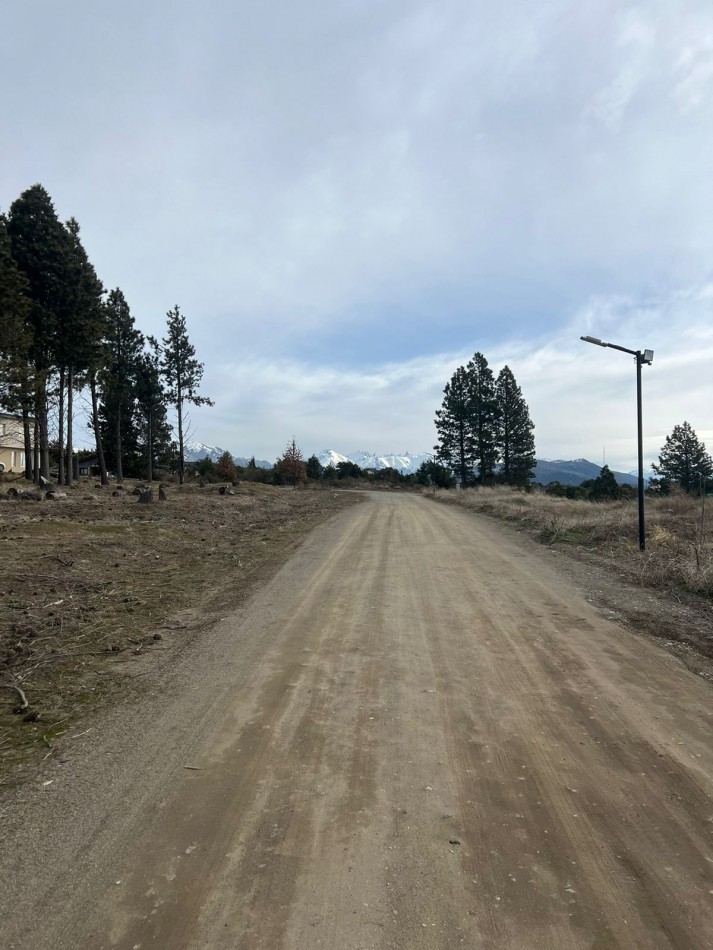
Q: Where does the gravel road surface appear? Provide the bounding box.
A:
[2,492,712,949]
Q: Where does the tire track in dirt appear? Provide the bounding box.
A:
[3,493,713,950]
[408,499,713,948]
[89,501,398,949]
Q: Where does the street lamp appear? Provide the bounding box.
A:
[580,336,654,551]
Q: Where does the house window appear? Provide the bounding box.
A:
[0,423,5,436]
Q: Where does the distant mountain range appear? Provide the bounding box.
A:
[316,449,432,474]
[533,458,641,487]
[186,442,643,486]
[184,442,272,469]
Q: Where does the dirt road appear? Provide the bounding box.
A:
[2,493,713,949]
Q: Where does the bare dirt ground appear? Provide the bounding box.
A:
[0,481,359,775]
[1,492,712,949]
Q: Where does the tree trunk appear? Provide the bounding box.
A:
[146,411,153,484]
[33,413,40,484]
[177,389,185,485]
[115,405,123,483]
[37,378,50,483]
[66,367,74,486]
[39,409,50,481]
[22,403,33,482]
[90,373,109,486]
[58,367,65,486]
[459,425,467,487]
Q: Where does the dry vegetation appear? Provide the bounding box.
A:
[428,485,713,662]
[0,479,360,779]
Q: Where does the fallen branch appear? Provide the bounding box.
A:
[3,678,29,710]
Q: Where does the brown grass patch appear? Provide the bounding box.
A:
[0,480,360,776]
[428,485,713,599]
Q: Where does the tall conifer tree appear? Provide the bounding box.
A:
[467,352,500,484]
[153,306,213,485]
[62,218,105,484]
[434,366,477,485]
[652,421,713,493]
[135,349,170,483]
[0,214,31,417]
[100,288,144,482]
[495,365,535,486]
[7,184,73,481]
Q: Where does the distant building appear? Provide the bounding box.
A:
[77,455,102,477]
[0,413,28,474]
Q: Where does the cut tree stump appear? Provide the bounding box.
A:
[158,485,168,501]
[137,488,154,504]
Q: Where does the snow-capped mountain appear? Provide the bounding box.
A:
[184,442,271,468]
[184,441,227,463]
[317,449,349,469]
[316,449,432,475]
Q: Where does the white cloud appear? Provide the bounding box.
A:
[185,279,713,472]
[672,22,713,111]
[3,2,713,470]
[588,7,657,131]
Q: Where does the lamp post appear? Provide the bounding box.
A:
[580,336,654,551]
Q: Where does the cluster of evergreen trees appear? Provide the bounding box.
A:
[434,352,535,486]
[0,184,211,485]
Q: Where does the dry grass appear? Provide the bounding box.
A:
[428,486,713,598]
[0,479,360,774]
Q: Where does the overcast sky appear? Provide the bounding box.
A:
[2,1,712,469]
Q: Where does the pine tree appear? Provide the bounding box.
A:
[275,437,307,486]
[467,352,500,484]
[652,422,713,493]
[100,289,144,481]
[434,365,476,485]
[215,450,238,483]
[61,218,105,485]
[495,365,535,486]
[135,349,170,483]
[152,306,213,485]
[305,455,322,480]
[588,464,620,500]
[0,214,31,415]
[7,185,74,481]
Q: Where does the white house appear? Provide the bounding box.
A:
[0,413,27,474]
